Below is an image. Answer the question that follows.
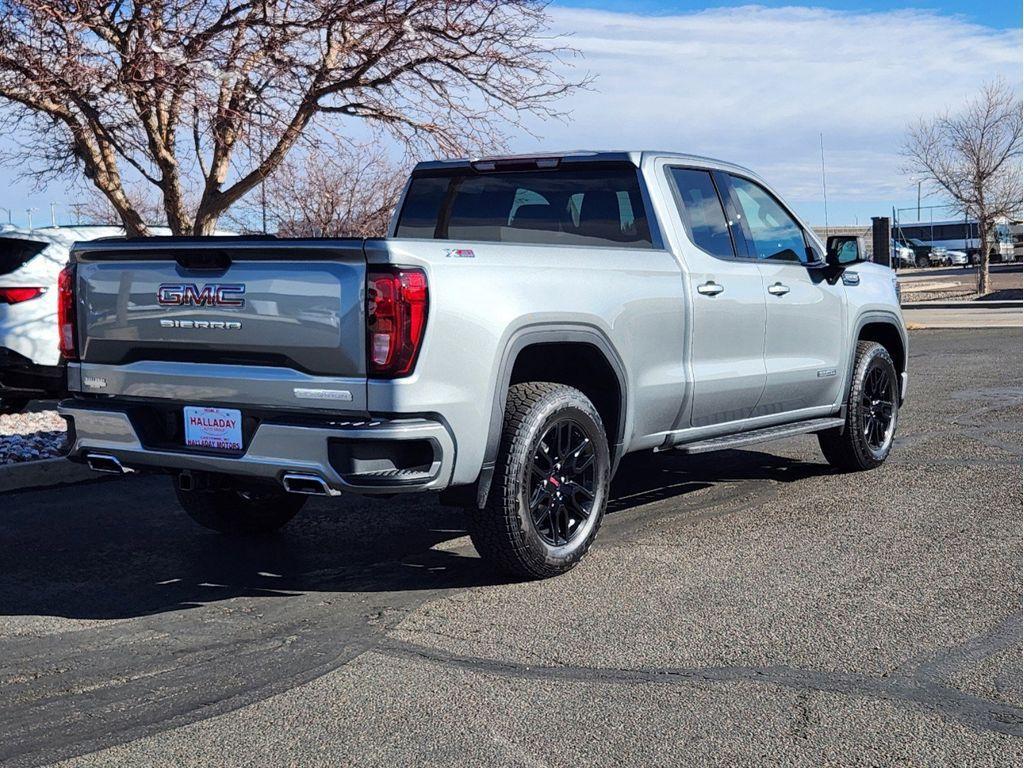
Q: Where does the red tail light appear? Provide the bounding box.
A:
[57,265,78,360]
[0,287,45,304]
[367,267,428,378]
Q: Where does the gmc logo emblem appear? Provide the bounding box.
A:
[157,283,245,308]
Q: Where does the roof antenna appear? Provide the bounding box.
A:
[820,133,829,237]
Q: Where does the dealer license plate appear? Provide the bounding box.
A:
[183,406,243,451]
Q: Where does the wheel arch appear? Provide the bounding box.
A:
[474,325,629,508]
[852,313,907,402]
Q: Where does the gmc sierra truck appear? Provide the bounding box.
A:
[58,151,907,579]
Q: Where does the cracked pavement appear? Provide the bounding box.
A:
[0,328,1020,767]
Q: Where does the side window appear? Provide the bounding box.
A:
[728,175,809,263]
[668,168,735,258]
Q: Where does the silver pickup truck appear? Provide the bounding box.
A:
[58,151,907,579]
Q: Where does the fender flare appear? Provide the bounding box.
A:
[474,323,629,508]
[846,310,907,405]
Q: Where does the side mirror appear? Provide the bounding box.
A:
[826,235,865,267]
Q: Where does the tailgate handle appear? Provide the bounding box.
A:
[175,250,232,271]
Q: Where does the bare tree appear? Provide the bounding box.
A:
[232,142,406,236]
[903,80,1023,295]
[75,184,172,228]
[0,0,580,237]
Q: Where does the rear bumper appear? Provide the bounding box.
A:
[59,400,456,494]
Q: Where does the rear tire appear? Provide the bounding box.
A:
[466,382,611,580]
[818,341,899,472]
[0,398,28,415]
[915,255,929,268]
[174,478,306,534]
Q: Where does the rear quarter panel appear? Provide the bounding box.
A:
[365,238,687,485]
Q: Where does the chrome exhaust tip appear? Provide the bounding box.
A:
[85,453,135,475]
[281,473,340,497]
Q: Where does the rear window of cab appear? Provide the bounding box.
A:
[395,164,654,249]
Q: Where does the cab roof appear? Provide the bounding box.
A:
[412,150,760,179]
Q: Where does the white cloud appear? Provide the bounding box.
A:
[1,4,1019,225]
[514,5,1022,213]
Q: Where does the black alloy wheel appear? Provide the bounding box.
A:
[861,365,896,452]
[528,418,597,547]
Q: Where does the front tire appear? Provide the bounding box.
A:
[818,341,899,471]
[466,382,611,580]
[174,478,306,534]
[915,255,929,268]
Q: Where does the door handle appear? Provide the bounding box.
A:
[697,281,724,296]
[767,282,790,296]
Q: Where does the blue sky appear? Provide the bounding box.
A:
[0,1,1021,229]
[513,2,1023,225]
[555,0,1022,28]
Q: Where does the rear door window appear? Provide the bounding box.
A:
[0,237,47,276]
[667,167,735,258]
[395,165,654,248]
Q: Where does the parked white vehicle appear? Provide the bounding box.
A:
[0,225,173,412]
[944,249,969,267]
[891,241,915,268]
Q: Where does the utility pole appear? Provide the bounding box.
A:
[917,181,921,220]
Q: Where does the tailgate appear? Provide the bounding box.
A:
[73,238,367,398]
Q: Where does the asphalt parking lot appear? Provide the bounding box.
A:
[0,328,1021,767]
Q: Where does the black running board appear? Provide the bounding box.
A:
[674,417,845,454]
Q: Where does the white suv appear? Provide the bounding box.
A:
[0,225,128,412]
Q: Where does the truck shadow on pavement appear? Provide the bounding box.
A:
[0,448,832,622]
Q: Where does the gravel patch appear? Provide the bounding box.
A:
[902,288,976,303]
[0,409,67,464]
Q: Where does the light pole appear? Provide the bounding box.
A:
[26,208,36,230]
[819,133,829,237]
[50,202,58,227]
[0,206,11,225]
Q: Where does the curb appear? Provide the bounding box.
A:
[0,457,98,494]
[902,300,1022,310]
